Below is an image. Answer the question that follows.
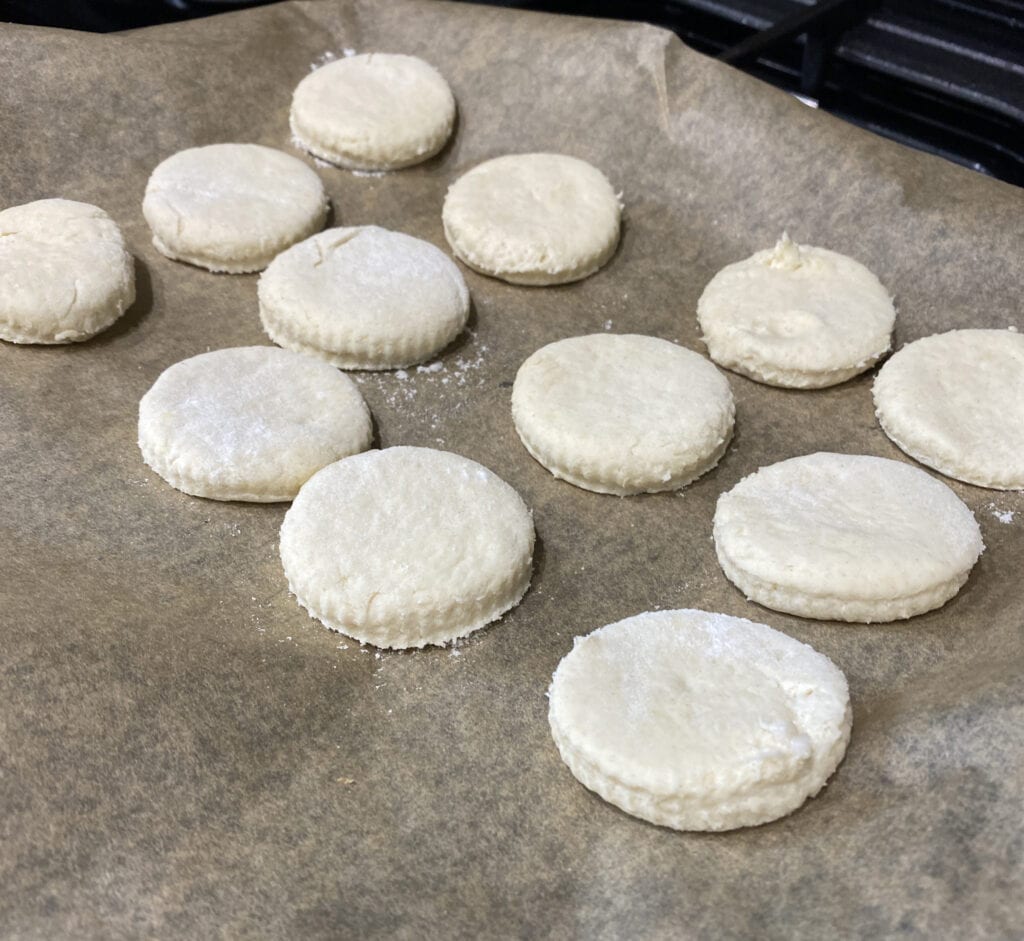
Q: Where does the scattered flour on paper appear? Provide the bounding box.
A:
[309,51,338,71]
[987,503,1016,524]
[353,335,489,412]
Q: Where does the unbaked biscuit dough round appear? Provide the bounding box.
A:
[0,199,134,344]
[142,143,328,273]
[548,609,852,831]
[290,53,456,171]
[713,452,983,622]
[512,334,734,494]
[139,346,371,502]
[258,225,470,370]
[697,235,895,388]
[442,153,621,285]
[873,329,1024,490]
[280,447,535,649]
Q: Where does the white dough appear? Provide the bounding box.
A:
[442,153,621,285]
[713,452,984,622]
[258,225,470,370]
[290,53,456,171]
[142,143,328,273]
[512,334,734,494]
[697,235,895,388]
[548,609,852,831]
[139,346,372,502]
[873,329,1024,490]
[279,447,535,649]
[0,199,134,344]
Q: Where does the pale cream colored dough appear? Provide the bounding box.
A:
[279,447,535,649]
[142,143,328,273]
[697,235,895,388]
[0,199,134,344]
[548,608,852,831]
[442,153,621,285]
[139,346,371,502]
[290,53,456,171]
[511,334,734,494]
[258,225,470,370]
[713,452,983,622]
[873,328,1024,490]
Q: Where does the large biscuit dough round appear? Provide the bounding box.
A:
[280,447,535,649]
[548,609,852,831]
[0,199,134,344]
[139,346,372,502]
[258,225,470,370]
[713,452,983,622]
[442,153,621,285]
[142,143,328,273]
[873,329,1024,490]
[290,53,456,171]
[512,334,734,494]
[697,235,895,388]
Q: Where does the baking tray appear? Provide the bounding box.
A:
[1,1,1022,936]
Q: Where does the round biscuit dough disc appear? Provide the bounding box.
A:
[142,143,328,273]
[442,153,621,286]
[873,328,1024,490]
[290,53,456,171]
[548,608,852,831]
[0,199,134,344]
[511,334,735,494]
[139,346,372,502]
[258,225,470,370]
[713,452,984,622]
[697,234,895,388]
[279,447,535,649]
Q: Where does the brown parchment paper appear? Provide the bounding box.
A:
[1,2,1022,937]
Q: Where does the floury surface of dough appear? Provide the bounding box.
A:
[697,235,895,388]
[511,334,734,494]
[279,447,535,649]
[873,329,1024,490]
[142,143,328,273]
[258,226,470,370]
[138,346,372,502]
[442,153,621,285]
[290,53,456,171]
[713,452,983,622]
[547,609,852,831]
[0,199,134,344]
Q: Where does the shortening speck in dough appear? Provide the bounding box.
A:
[138,346,372,502]
[697,234,895,388]
[279,447,535,649]
[713,452,984,622]
[290,53,456,171]
[258,225,470,370]
[548,609,852,831]
[873,328,1024,490]
[512,334,734,494]
[0,199,135,344]
[142,143,328,273]
[442,153,621,285]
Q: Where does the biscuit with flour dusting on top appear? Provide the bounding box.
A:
[548,608,852,831]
